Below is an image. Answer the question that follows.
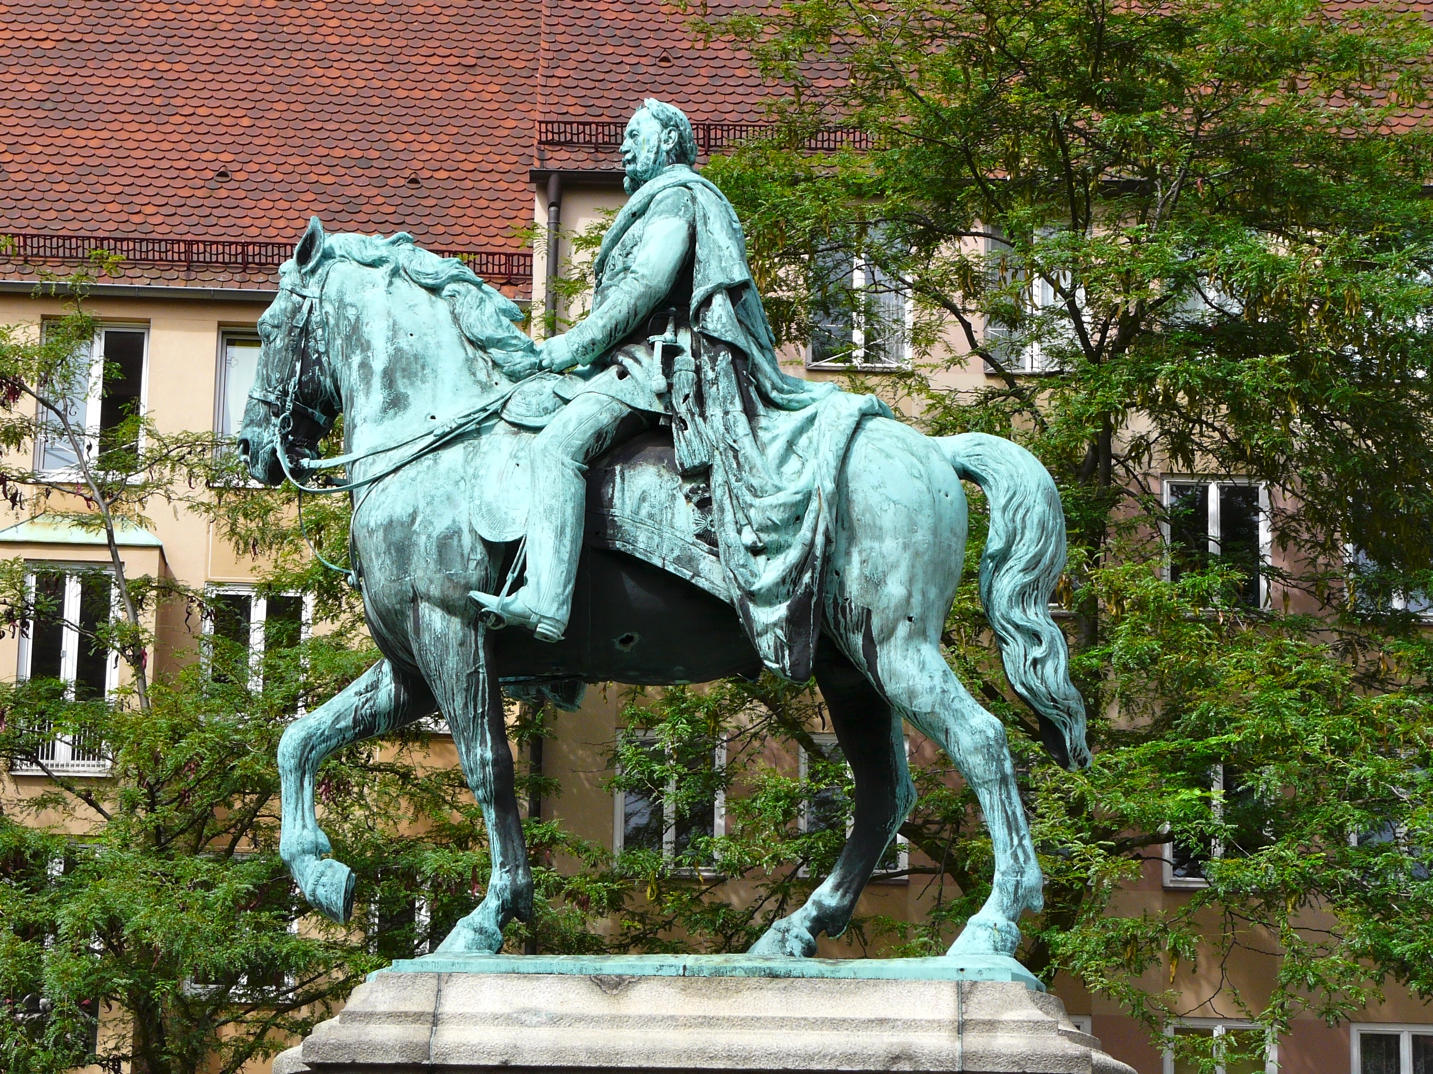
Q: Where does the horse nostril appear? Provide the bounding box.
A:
[236,437,251,460]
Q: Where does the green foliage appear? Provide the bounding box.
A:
[9,1,1433,1062]
[626,0,1433,1054]
[695,0,1433,577]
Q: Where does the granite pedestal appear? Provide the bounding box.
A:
[273,955,1134,1074]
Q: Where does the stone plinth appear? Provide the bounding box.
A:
[273,955,1135,1074]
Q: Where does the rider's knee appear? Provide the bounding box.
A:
[529,434,590,477]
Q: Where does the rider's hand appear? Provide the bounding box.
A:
[539,334,578,373]
[501,349,541,379]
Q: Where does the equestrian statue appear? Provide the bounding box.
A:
[238,99,1091,962]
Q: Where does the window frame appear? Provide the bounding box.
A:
[611,730,727,875]
[1344,544,1433,621]
[981,230,1080,376]
[1350,1022,1433,1074]
[1163,762,1276,890]
[36,321,151,478]
[202,585,313,695]
[215,327,262,442]
[798,732,910,882]
[1163,763,1224,890]
[11,563,118,776]
[1163,1017,1278,1074]
[1161,476,1272,610]
[805,252,912,372]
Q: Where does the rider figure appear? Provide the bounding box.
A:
[470,99,700,640]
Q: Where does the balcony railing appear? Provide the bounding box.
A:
[538,120,873,154]
[0,233,533,284]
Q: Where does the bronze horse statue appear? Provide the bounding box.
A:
[238,220,1089,960]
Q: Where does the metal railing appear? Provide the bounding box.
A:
[0,233,533,284]
[538,119,873,153]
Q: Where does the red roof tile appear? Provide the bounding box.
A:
[10,0,1414,290]
[0,0,542,258]
[0,0,803,286]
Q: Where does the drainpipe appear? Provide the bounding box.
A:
[525,704,544,956]
[544,172,563,338]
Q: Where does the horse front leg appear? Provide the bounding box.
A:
[413,606,532,954]
[278,659,435,922]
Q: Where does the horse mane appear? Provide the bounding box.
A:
[318,232,538,370]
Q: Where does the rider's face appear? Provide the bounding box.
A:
[621,109,673,192]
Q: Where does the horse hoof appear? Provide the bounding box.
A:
[748,920,817,957]
[434,917,504,955]
[947,913,1020,957]
[306,859,356,924]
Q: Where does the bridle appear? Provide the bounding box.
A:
[250,267,340,484]
[255,261,523,497]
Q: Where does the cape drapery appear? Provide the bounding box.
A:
[594,167,891,681]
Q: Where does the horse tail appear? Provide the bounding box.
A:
[939,433,1091,770]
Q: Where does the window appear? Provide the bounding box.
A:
[613,732,725,871]
[205,588,309,692]
[369,869,424,961]
[1164,764,1273,889]
[1164,1020,1277,1074]
[1165,479,1269,608]
[216,331,261,443]
[1352,1024,1433,1074]
[1346,547,1433,620]
[982,231,1078,374]
[39,324,148,473]
[1067,1015,1093,1036]
[807,242,909,370]
[798,733,908,879]
[186,874,299,999]
[12,567,115,775]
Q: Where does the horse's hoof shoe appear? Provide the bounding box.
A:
[308,859,356,924]
[947,914,1020,957]
[748,921,817,958]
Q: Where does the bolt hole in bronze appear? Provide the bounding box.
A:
[242,101,1090,996]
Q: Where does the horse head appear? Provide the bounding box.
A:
[238,216,539,487]
[239,217,341,486]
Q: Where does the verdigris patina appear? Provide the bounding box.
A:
[237,97,1090,969]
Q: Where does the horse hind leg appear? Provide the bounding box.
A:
[279,659,436,922]
[883,640,1043,957]
[412,604,532,954]
[748,639,915,957]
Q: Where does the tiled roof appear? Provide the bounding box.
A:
[0,1,802,278]
[536,1,826,173]
[2,0,1422,289]
[0,0,541,278]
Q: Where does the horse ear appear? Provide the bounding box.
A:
[295,216,326,271]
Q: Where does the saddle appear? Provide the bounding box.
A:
[466,418,730,606]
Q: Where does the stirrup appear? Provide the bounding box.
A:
[469,590,565,643]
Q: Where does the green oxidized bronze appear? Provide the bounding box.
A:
[238,99,1089,970]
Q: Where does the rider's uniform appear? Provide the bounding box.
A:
[474,172,697,641]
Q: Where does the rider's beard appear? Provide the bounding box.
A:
[623,150,671,195]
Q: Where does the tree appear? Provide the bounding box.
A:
[585,0,1433,1063]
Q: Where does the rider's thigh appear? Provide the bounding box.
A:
[535,392,641,465]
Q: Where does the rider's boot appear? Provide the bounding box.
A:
[471,458,584,643]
